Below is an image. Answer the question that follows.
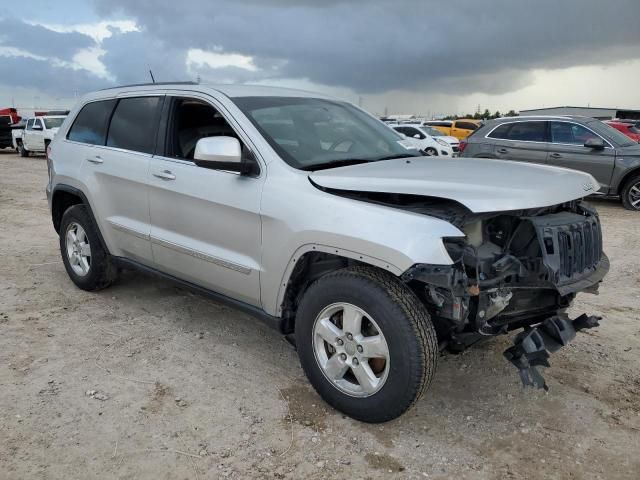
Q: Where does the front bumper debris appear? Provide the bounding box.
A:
[503,314,602,390]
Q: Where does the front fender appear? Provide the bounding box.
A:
[259,169,464,316]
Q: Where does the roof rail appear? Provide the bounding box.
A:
[99,81,198,91]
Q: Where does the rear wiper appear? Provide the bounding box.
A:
[300,158,373,171]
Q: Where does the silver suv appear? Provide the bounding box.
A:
[460,115,640,210]
[47,83,608,422]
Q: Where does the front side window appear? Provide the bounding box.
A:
[166,97,244,160]
[67,100,116,145]
[26,119,34,130]
[422,126,444,136]
[550,122,600,145]
[43,117,65,129]
[233,96,418,170]
[107,97,162,154]
[404,127,425,139]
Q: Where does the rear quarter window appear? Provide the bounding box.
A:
[67,100,117,145]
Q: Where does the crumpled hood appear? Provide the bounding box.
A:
[310,157,599,213]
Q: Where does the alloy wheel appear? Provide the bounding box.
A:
[65,222,91,276]
[312,302,390,397]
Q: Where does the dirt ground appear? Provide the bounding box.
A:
[0,150,639,480]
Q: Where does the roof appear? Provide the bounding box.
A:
[520,105,640,113]
[93,82,335,100]
[487,115,599,122]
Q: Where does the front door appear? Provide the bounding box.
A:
[148,96,263,306]
[546,121,615,193]
[24,118,44,150]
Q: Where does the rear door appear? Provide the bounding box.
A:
[486,120,549,164]
[546,121,614,193]
[147,94,264,306]
[69,96,161,263]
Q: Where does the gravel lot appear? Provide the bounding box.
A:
[1,150,639,480]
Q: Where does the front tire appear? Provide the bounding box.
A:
[423,147,438,156]
[295,266,438,423]
[59,204,116,291]
[621,173,640,211]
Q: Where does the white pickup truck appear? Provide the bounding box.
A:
[14,115,67,157]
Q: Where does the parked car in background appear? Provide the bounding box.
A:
[416,125,460,152]
[388,123,455,156]
[0,114,13,149]
[47,83,607,422]
[605,120,640,143]
[422,119,480,139]
[460,115,640,210]
[17,115,67,157]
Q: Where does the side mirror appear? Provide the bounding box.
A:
[584,137,605,150]
[413,134,421,139]
[193,136,251,174]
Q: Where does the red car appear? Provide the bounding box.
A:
[605,120,640,142]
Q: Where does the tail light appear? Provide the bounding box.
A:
[458,140,468,153]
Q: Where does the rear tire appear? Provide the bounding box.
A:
[59,204,116,291]
[18,142,29,157]
[621,173,640,211]
[295,266,438,423]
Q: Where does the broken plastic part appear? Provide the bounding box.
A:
[503,314,602,391]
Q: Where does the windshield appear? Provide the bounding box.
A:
[421,126,444,137]
[589,120,636,147]
[44,117,65,129]
[232,96,420,170]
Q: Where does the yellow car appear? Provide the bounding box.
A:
[422,119,480,140]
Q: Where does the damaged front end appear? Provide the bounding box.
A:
[402,200,609,388]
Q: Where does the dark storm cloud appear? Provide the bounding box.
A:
[0,18,95,60]
[93,0,640,94]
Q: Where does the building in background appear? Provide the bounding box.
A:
[519,106,640,120]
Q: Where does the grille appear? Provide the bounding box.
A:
[555,217,602,281]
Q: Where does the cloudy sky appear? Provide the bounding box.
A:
[1,0,639,116]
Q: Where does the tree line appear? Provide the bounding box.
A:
[443,109,519,120]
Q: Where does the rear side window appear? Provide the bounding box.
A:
[488,121,548,142]
[107,97,162,154]
[67,100,116,145]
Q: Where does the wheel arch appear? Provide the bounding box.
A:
[51,185,109,253]
[276,245,408,333]
[617,166,640,196]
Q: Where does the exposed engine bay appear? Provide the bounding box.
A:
[329,189,609,388]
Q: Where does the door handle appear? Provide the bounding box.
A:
[497,148,509,154]
[87,155,103,164]
[549,153,562,159]
[153,170,176,181]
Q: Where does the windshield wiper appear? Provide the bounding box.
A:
[375,153,420,161]
[300,158,373,171]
